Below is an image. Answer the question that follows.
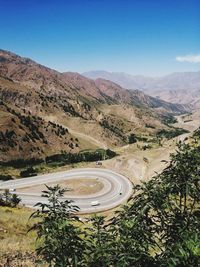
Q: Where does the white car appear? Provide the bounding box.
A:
[9,188,16,192]
[91,200,100,206]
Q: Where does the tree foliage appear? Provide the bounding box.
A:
[114,143,200,266]
[29,185,84,266]
[30,143,200,266]
[0,189,21,207]
[82,215,113,267]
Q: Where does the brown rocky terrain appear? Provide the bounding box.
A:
[149,88,200,109]
[94,78,188,112]
[0,49,189,162]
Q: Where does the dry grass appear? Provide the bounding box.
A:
[0,206,47,266]
[0,206,36,255]
[17,178,104,196]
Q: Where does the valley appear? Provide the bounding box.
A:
[0,51,199,266]
[0,49,189,165]
[0,108,199,264]
[1,110,198,187]
[1,1,200,265]
[0,50,199,186]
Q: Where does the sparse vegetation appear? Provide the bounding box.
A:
[128,133,137,144]
[0,189,21,207]
[46,148,116,165]
[145,124,156,129]
[162,114,178,125]
[100,118,125,140]
[193,127,200,139]
[0,206,37,266]
[141,144,152,150]
[0,157,44,168]
[0,174,13,181]
[156,127,189,139]
[20,167,38,177]
[136,135,148,142]
[0,149,116,168]
[128,133,150,144]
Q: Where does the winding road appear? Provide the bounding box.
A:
[0,168,133,213]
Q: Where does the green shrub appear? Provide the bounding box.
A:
[162,115,178,125]
[0,190,21,207]
[20,167,38,177]
[45,149,116,165]
[0,174,13,181]
[128,133,137,144]
[156,128,189,139]
[0,158,44,168]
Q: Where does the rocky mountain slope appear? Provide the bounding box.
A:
[0,76,80,162]
[83,70,200,108]
[0,50,189,161]
[83,70,153,90]
[94,78,188,112]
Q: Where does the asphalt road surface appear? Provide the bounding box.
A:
[0,168,133,213]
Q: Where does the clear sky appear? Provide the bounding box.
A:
[0,0,200,76]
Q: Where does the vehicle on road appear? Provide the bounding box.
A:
[91,200,100,206]
[9,188,16,192]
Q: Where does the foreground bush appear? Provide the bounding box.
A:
[29,185,84,266]
[0,189,21,207]
[30,143,200,266]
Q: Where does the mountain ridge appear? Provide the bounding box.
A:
[0,49,190,161]
[83,70,200,108]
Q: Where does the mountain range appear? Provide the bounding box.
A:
[0,50,189,161]
[83,70,200,108]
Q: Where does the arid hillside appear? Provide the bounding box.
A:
[83,70,200,109]
[0,49,189,161]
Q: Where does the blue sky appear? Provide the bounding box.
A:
[0,0,200,76]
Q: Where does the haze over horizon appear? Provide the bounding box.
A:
[1,0,200,76]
